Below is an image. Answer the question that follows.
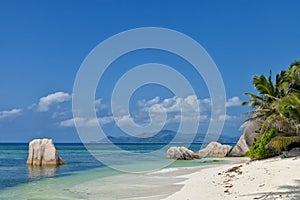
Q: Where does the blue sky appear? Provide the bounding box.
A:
[0,1,299,142]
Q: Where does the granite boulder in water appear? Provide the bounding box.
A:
[166,146,200,160]
[26,138,65,166]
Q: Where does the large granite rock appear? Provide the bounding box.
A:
[229,120,261,156]
[197,142,232,157]
[26,138,65,166]
[166,146,200,160]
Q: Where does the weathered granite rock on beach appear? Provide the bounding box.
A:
[166,146,200,160]
[229,120,261,156]
[26,138,65,166]
[197,142,232,157]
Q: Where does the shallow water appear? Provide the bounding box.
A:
[0,158,231,200]
[0,143,234,199]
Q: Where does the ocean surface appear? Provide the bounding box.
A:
[0,143,235,199]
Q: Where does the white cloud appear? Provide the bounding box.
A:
[0,108,22,120]
[218,114,233,121]
[215,114,244,127]
[115,115,133,126]
[168,113,208,123]
[95,98,108,112]
[60,95,243,128]
[60,118,77,127]
[143,95,200,114]
[138,96,160,107]
[37,92,71,112]
[60,116,114,127]
[52,110,69,119]
[134,95,201,126]
[99,116,114,125]
[225,96,241,107]
[137,95,242,125]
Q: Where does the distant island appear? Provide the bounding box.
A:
[96,130,239,144]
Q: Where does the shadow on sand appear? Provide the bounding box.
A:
[241,179,300,200]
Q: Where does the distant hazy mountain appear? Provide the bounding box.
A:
[98,130,238,144]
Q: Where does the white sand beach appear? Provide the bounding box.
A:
[164,156,300,200]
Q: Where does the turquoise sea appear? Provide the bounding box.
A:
[0,143,235,199]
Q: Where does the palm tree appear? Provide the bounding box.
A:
[242,71,278,108]
[275,92,300,135]
[241,71,281,132]
[243,62,300,136]
[276,62,300,93]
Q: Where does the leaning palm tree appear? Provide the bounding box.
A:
[241,71,281,131]
[243,62,300,136]
[242,71,278,108]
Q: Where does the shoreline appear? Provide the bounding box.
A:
[164,156,300,200]
[3,156,298,199]
[68,157,248,200]
[0,157,243,199]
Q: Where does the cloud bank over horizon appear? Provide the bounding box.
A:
[59,94,243,130]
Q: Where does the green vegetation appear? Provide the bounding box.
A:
[246,129,276,159]
[268,136,300,152]
[243,61,300,159]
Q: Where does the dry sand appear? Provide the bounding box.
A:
[164,157,300,200]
